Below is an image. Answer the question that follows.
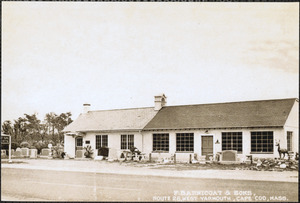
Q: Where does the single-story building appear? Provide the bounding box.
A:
[63,94,298,161]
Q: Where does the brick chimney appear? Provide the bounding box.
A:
[154,94,167,111]
[83,103,91,114]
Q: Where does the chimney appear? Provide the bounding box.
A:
[154,94,167,111]
[83,103,91,114]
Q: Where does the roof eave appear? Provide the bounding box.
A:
[142,125,284,131]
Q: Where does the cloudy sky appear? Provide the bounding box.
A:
[2,2,299,122]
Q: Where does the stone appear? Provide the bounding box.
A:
[30,149,37,158]
[15,148,22,157]
[76,150,84,158]
[280,164,287,169]
[108,148,118,160]
[222,150,237,161]
[11,149,15,156]
[94,156,104,161]
[21,148,29,157]
[1,150,6,158]
[41,148,51,156]
[245,160,251,165]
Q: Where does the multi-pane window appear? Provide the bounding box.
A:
[95,135,108,149]
[176,133,194,152]
[287,131,293,151]
[121,134,134,150]
[251,131,273,153]
[222,132,243,153]
[76,137,83,147]
[153,133,169,152]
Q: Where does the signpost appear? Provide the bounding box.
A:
[1,134,12,163]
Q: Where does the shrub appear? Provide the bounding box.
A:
[84,145,94,158]
[20,141,30,148]
[11,142,19,150]
[52,144,64,159]
[34,141,48,154]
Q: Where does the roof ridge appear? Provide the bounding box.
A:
[89,106,154,112]
[160,98,298,108]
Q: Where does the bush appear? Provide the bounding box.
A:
[33,141,48,154]
[11,142,19,150]
[84,145,94,158]
[52,144,64,159]
[20,141,30,148]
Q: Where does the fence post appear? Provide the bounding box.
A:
[149,153,151,162]
[189,154,192,164]
[174,153,176,164]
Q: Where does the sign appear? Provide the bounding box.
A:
[1,135,9,145]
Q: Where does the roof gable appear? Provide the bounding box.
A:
[144,98,297,130]
[63,107,158,132]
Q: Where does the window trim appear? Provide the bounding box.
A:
[221,132,243,153]
[95,135,108,149]
[152,133,169,152]
[287,131,293,151]
[250,131,274,153]
[176,132,194,152]
[121,134,134,150]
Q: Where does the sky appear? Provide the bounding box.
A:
[2,2,299,123]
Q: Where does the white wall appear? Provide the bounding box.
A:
[64,135,75,157]
[82,131,143,157]
[284,100,299,153]
[143,127,286,162]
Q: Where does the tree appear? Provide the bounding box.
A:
[24,113,41,142]
[2,111,73,145]
[55,112,73,143]
[13,117,27,143]
[44,112,73,144]
[1,120,13,135]
[45,112,57,143]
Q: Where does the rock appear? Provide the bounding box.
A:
[94,156,104,161]
[280,164,287,169]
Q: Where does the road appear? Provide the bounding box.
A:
[1,168,298,202]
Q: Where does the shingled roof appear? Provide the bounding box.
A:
[143,98,297,130]
[63,107,158,133]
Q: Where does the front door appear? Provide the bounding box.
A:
[75,137,83,151]
[201,136,213,156]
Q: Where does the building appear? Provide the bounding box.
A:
[63,95,298,161]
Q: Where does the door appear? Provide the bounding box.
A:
[201,136,213,156]
[75,137,83,151]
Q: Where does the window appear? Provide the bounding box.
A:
[287,131,293,151]
[153,133,169,152]
[85,140,90,144]
[251,131,273,153]
[121,134,134,150]
[95,135,108,149]
[176,133,194,152]
[222,132,242,153]
[76,137,83,147]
